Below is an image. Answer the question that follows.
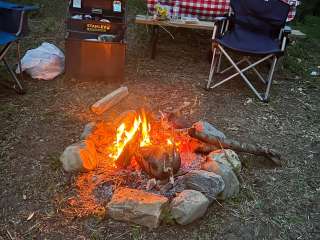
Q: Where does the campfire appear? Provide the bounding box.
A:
[60,94,282,228]
[101,109,182,180]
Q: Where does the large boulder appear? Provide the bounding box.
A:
[206,149,241,174]
[60,140,98,172]
[183,170,225,202]
[201,160,239,200]
[170,190,209,225]
[107,188,168,229]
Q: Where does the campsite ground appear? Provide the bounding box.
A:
[0,0,319,239]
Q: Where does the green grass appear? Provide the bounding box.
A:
[283,16,320,79]
[292,15,320,40]
[131,225,142,240]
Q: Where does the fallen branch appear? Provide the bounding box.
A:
[91,87,129,115]
[6,230,14,240]
[188,128,282,166]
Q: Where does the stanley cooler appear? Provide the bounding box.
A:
[65,0,127,81]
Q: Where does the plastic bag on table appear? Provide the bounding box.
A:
[16,42,65,80]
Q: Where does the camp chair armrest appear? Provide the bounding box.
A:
[0,1,39,11]
[212,16,230,40]
[213,16,229,22]
[280,26,291,51]
[15,10,26,37]
[283,25,292,35]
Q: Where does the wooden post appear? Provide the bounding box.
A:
[151,26,159,59]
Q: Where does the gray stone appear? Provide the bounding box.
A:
[201,160,240,200]
[206,149,242,174]
[60,140,98,172]
[193,121,226,140]
[170,190,209,225]
[107,187,168,229]
[183,170,225,202]
[80,122,96,140]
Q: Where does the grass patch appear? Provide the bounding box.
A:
[47,152,62,171]
[131,225,142,240]
[292,15,320,40]
[283,16,320,80]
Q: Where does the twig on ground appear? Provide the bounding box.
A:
[23,222,41,237]
[112,230,131,240]
[6,230,14,240]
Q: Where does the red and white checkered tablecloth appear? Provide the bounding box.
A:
[147,0,298,22]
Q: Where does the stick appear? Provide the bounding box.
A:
[91,87,129,115]
[189,128,282,166]
[194,144,219,154]
[6,230,14,240]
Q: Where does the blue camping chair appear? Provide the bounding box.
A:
[0,1,38,93]
[207,0,293,102]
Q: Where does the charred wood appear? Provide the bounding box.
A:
[137,145,181,180]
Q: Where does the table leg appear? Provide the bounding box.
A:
[151,25,159,59]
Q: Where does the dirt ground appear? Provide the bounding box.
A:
[0,1,320,239]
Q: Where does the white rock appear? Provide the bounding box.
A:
[193,121,226,140]
[107,187,168,229]
[201,160,239,200]
[60,140,98,172]
[80,122,96,140]
[183,170,225,202]
[207,149,241,174]
[170,190,209,225]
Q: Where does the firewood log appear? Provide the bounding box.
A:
[188,128,282,166]
[115,131,141,169]
[91,87,129,115]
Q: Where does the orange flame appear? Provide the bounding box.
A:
[109,110,152,162]
[140,110,151,147]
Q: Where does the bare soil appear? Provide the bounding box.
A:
[0,1,319,239]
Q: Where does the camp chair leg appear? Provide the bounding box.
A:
[218,45,265,101]
[263,56,278,102]
[3,58,24,94]
[208,45,277,102]
[219,58,246,75]
[216,51,222,73]
[210,55,272,90]
[17,41,23,80]
[245,58,267,84]
[0,41,25,94]
[151,26,159,59]
[16,41,25,94]
[207,46,217,89]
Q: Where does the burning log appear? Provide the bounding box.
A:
[137,145,181,180]
[115,128,141,169]
[189,127,282,166]
[91,86,129,115]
